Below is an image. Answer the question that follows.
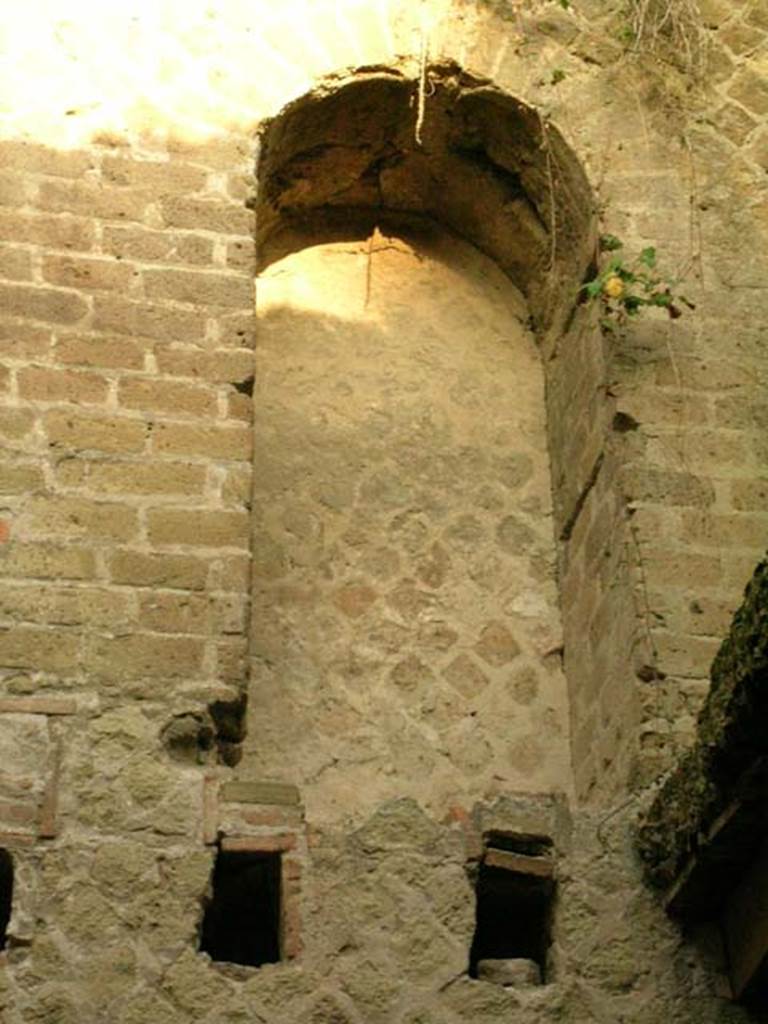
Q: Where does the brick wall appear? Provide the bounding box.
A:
[0,135,256,726]
[0,1,766,1021]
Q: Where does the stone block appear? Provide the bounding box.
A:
[17,366,108,405]
[44,409,148,454]
[151,421,251,460]
[91,295,206,342]
[118,376,217,417]
[0,209,96,251]
[0,283,89,325]
[147,508,249,549]
[54,334,146,370]
[42,254,134,292]
[477,958,541,986]
[143,267,252,309]
[220,781,301,806]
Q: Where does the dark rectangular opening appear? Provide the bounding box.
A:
[469,835,555,983]
[0,849,12,951]
[199,850,281,968]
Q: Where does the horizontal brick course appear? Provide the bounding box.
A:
[17,366,109,405]
[160,196,253,235]
[0,282,89,325]
[42,254,135,292]
[83,632,205,680]
[118,376,217,417]
[0,141,96,178]
[92,295,207,342]
[153,345,254,383]
[103,225,215,266]
[101,155,207,192]
[0,696,77,715]
[0,542,97,580]
[0,209,96,251]
[78,460,208,498]
[151,421,251,460]
[54,334,146,370]
[143,267,252,308]
[44,409,148,454]
[21,496,139,542]
[107,549,210,590]
[37,178,152,223]
[146,507,249,549]
[0,627,80,673]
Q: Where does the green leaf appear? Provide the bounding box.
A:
[599,234,623,252]
[558,0,571,8]
[582,279,603,298]
[639,247,657,268]
[551,68,566,85]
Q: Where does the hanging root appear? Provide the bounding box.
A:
[626,0,707,77]
[414,12,429,146]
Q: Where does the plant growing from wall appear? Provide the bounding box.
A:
[582,235,694,331]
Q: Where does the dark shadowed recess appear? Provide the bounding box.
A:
[0,849,12,950]
[200,850,281,968]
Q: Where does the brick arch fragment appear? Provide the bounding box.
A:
[255,62,597,335]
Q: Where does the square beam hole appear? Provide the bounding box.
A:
[469,835,555,983]
[200,850,281,968]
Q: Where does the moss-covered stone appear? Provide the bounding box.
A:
[637,557,768,889]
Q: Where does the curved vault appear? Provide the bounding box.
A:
[255,63,597,333]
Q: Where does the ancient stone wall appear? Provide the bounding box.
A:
[0,1,766,1021]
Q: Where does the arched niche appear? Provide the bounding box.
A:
[256,63,597,338]
[245,65,600,818]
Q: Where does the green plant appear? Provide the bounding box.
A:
[582,235,694,329]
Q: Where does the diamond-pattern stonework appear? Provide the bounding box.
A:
[245,229,570,816]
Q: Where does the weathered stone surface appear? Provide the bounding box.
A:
[477,958,542,986]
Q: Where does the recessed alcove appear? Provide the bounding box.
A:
[243,64,618,810]
[200,849,282,968]
[256,63,596,338]
[469,833,555,983]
